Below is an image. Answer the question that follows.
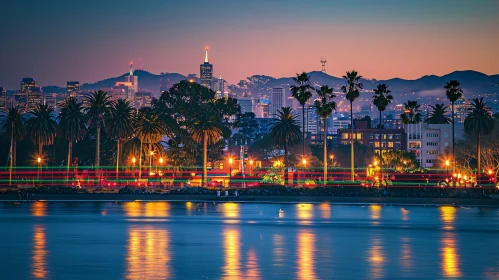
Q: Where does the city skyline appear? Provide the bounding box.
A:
[1,0,498,89]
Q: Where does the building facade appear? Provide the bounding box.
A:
[270,87,285,117]
[405,123,452,168]
[67,81,80,97]
[200,49,213,89]
[337,119,407,155]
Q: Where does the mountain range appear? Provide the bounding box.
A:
[39,70,499,103]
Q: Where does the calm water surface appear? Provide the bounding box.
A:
[1,201,499,279]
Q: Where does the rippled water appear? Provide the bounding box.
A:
[1,201,499,279]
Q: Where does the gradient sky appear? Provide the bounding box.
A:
[0,0,498,89]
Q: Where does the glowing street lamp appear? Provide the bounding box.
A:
[445,160,450,178]
[37,157,42,183]
[249,159,254,176]
[159,157,164,164]
[228,157,233,187]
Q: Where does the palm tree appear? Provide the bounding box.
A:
[425,104,452,124]
[445,80,463,171]
[191,112,223,187]
[464,98,494,179]
[0,106,26,184]
[290,72,313,156]
[372,84,393,185]
[401,100,422,124]
[106,99,135,178]
[314,85,336,185]
[341,70,363,181]
[269,107,302,185]
[57,97,87,173]
[26,104,58,158]
[135,107,168,180]
[84,90,112,167]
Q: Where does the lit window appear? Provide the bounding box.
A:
[388,142,394,148]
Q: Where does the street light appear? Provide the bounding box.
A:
[37,157,42,183]
[445,160,450,179]
[159,157,164,164]
[249,159,254,176]
[228,157,233,187]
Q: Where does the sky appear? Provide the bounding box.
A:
[0,0,498,89]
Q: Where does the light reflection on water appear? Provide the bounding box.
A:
[31,225,48,279]
[126,227,170,279]
[297,229,316,280]
[0,201,494,279]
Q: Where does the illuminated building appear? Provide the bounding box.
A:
[200,48,213,89]
[213,75,227,98]
[0,87,5,110]
[338,119,407,154]
[256,98,270,118]
[66,81,80,97]
[126,62,139,93]
[453,98,471,124]
[20,77,36,93]
[237,98,253,114]
[405,123,453,168]
[43,93,57,109]
[135,91,152,108]
[270,87,285,117]
[27,86,42,111]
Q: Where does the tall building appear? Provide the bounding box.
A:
[237,98,253,114]
[67,81,80,97]
[126,62,139,93]
[27,86,42,111]
[19,77,37,111]
[20,77,36,93]
[44,93,57,109]
[305,105,319,135]
[0,87,5,110]
[135,91,152,108]
[270,87,285,117]
[200,49,213,89]
[405,123,452,168]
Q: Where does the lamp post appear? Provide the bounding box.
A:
[132,157,136,182]
[229,157,233,187]
[249,160,254,177]
[302,158,307,186]
[37,157,41,184]
[445,160,450,179]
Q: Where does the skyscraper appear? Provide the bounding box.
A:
[270,87,285,117]
[20,77,40,111]
[67,81,80,97]
[126,62,139,93]
[0,87,5,110]
[200,48,213,89]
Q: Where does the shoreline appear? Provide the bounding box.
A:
[1,193,499,207]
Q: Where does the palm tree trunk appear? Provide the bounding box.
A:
[138,139,142,181]
[477,133,481,185]
[9,126,14,186]
[302,104,305,156]
[116,139,120,179]
[350,101,354,182]
[96,125,101,168]
[284,139,288,186]
[323,117,327,186]
[379,110,383,186]
[451,102,455,173]
[203,131,208,187]
[67,141,72,183]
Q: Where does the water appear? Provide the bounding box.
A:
[1,201,499,279]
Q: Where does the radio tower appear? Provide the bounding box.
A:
[320,56,327,73]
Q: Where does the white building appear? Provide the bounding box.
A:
[270,87,285,117]
[405,123,453,168]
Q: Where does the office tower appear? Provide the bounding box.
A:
[67,81,80,97]
[44,93,57,109]
[0,87,5,110]
[27,86,42,111]
[305,105,319,135]
[126,62,139,93]
[20,77,36,93]
[270,87,285,117]
[256,98,270,118]
[135,91,152,108]
[200,48,213,89]
[237,98,253,114]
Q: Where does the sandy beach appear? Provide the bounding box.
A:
[1,193,499,206]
